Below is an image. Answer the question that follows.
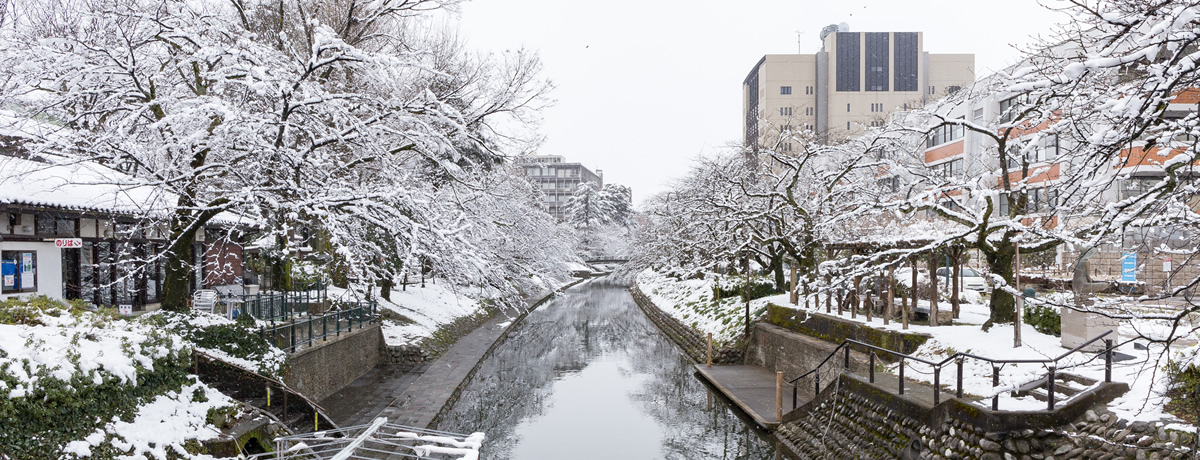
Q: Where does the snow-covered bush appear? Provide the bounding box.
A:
[138,311,288,377]
[0,296,199,458]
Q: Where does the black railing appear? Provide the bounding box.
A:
[230,287,328,324]
[260,301,377,353]
[787,330,1115,411]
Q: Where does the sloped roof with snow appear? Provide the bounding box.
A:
[0,155,173,215]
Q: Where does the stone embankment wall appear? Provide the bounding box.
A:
[776,373,1194,459]
[629,282,742,364]
[285,324,386,402]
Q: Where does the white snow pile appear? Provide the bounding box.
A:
[0,301,183,399]
[62,379,236,459]
[329,280,514,347]
[0,297,247,459]
[635,268,780,343]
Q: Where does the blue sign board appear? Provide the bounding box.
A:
[1121,253,1137,282]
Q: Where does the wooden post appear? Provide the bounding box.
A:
[707,333,713,367]
[789,263,799,305]
[851,275,861,319]
[865,290,872,322]
[825,272,832,313]
[885,265,895,326]
[951,247,962,319]
[929,251,939,327]
[907,256,917,330]
[776,371,784,422]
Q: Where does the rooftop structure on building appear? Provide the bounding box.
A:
[514,155,604,221]
[743,24,975,152]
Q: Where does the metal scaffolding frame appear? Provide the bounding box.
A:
[248,418,484,460]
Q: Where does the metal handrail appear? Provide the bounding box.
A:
[260,301,378,353]
[786,330,1115,411]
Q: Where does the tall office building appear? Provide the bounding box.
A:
[515,155,604,221]
[743,25,974,151]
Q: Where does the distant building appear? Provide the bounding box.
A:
[743,24,975,151]
[515,155,604,220]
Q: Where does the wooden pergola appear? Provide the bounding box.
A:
[790,238,970,329]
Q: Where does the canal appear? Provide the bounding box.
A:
[438,280,781,459]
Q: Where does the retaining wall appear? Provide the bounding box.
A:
[777,373,1191,459]
[629,282,743,364]
[284,324,385,402]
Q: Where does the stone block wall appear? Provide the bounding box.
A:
[629,283,742,364]
[775,373,1196,459]
[284,324,385,402]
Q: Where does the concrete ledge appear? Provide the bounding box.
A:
[694,364,781,430]
[765,303,930,357]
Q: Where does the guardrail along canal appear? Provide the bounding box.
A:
[438,281,780,459]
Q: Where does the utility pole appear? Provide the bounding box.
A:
[744,249,751,337]
[1014,240,1023,348]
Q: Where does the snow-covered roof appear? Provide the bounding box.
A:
[826,218,971,248]
[0,155,248,226]
[0,156,169,214]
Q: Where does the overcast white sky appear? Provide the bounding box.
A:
[453,0,1070,205]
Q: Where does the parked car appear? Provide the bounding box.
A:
[934,267,988,291]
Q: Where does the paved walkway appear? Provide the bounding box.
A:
[318,284,572,430]
[376,313,517,428]
[319,362,429,427]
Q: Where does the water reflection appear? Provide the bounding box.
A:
[438,280,779,459]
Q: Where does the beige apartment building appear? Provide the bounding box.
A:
[514,155,604,221]
[743,25,974,151]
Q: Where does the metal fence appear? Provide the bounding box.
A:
[260,301,378,353]
[230,283,329,324]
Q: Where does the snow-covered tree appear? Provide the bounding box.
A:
[0,0,554,310]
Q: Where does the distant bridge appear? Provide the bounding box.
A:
[586,258,630,265]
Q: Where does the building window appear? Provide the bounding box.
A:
[948,85,962,94]
[1119,176,1163,201]
[894,32,918,91]
[780,107,793,116]
[1,250,37,294]
[865,32,890,91]
[929,86,936,94]
[847,122,851,131]
[972,107,984,121]
[999,94,1029,123]
[926,122,964,148]
[781,86,792,95]
[806,86,814,95]
[836,32,861,92]
[847,103,851,112]
[806,107,814,116]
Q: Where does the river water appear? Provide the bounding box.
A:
[438,280,781,459]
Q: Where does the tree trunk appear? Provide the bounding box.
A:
[928,251,939,327]
[951,248,961,319]
[162,209,203,312]
[984,242,1017,325]
[771,252,786,293]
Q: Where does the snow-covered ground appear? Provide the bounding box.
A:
[329,278,563,347]
[635,268,780,343]
[636,268,1199,429]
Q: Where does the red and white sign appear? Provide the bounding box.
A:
[54,238,83,248]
